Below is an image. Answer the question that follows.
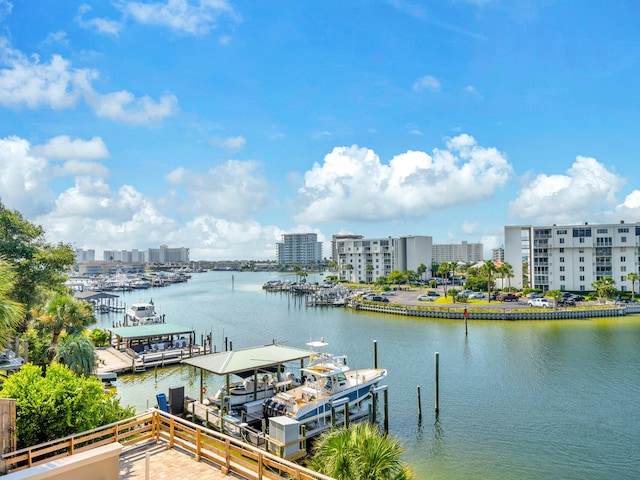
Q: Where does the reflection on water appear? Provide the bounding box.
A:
[101,272,640,480]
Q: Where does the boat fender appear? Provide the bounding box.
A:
[202,386,207,395]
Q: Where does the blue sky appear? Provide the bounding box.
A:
[1,0,639,260]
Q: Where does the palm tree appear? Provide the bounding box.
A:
[480,260,497,302]
[417,263,427,283]
[591,276,616,303]
[626,272,639,298]
[33,293,95,362]
[54,332,96,376]
[345,264,354,283]
[0,258,24,349]
[307,422,415,479]
[366,264,374,285]
[498,262,514,291]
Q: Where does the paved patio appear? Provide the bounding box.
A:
[119,441,246,479]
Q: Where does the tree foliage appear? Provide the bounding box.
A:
[0,201,75,316]
[591,276,617,302]
[307,422,414,480]
[54,333,96,376]
[0,363,135,449]
[0,257,24,348]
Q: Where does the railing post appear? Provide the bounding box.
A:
[257,452,263,480]
[169,418,175,448]
[222,438,231,474]
[195,427,201,461]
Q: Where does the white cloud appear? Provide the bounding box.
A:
[294,134,513,223]
[42,31,69,47]
[31,135,109,160]
[0,0,11,21]
[75,4,123,36]
[461,221,479,234]
[211,135,246,151]
[0,38,177,125]
[412,75,441,92]
[122,0,238,35]
[165,160,270,219]
[509,156,625,224]
[464,85,481,97]
[0,135,52,215]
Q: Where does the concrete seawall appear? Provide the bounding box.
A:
[352,303,640,320]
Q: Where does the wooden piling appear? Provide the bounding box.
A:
[417,385,422,421]
[434,352,440,414]
[373,340,378,369]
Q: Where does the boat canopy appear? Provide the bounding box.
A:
[108,323,193,340]
[182,344,310,376]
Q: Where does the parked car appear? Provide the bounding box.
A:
[570,294,585,301]
[528,298,552,308]
[468,292,485,299]
[369,295,389,303]
[458,290,474,298]
[417,294,435,301]
[381,291,396,296]
[496,293,519,302]
[427,291,441,297]
[526,292,543,298]
[558,298,575,307]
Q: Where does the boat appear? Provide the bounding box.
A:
[262,341,387,428]
[124,300,163,326]
[209,370,301,408]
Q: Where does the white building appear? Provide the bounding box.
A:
[75,249,95,262]
[504,221,640,292]
[276,233,323,266]
[103,245,189,263]
[432,241,483,264]
[335,235,432,283]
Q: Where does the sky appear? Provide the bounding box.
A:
[1,0,639,261]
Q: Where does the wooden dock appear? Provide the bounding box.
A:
[95,346,206,374]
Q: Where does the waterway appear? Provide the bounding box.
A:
[96,271,640,479]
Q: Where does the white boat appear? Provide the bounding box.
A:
[124,301,163,326]
[262,341,387,426]
[210,371,300,408]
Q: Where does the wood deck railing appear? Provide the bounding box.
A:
[0,409,334,480]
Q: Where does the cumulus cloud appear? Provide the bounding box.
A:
[75,4,123,36]
[122,0,238,35]
[0,136,52,215]
[210,135,246,151]
[509,156,625,224]
[0,0,11,21]
[294,134,513,223]
[165,160,270,219]
[31,135,109,160]
[0,38,177,124]
[412,75,441,92]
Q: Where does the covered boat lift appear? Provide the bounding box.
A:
[108,323,195,351]
[182,343,311,409]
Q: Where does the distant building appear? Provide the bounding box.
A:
[334,235,432,283]
[276,233,323,266]
[75,249,95,262]
[432,241,483,264]
[103,245,189,264]
[505,221,640,292]
[492,247,505,262]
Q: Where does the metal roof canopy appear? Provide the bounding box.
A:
[108,323,193,339]
[75,290,120,301]
[182,344,311,376]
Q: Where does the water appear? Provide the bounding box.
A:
[97,271,640,479]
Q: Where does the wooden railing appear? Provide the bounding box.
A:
[0,410,334,480]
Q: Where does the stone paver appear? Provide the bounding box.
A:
[119,441,245,479]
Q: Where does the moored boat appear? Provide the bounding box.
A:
[124,300,163,326]
[262,341,386,427]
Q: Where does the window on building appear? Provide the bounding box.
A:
[579,249,584,253]
[559,266,565,272]
[580,285,586,291]
[579,237,585,243]
[560,248,564,253]
[597,228,608,234]
[621,256,626,262]
[579,266,585,272]
[621,236,627,243]
[579,257,584,262]
[621,266,626,272]
[560,276,565,282]
[618,227,629,233]
[559,238,565,244]
[580,275,585,281]
[559,257,564,262]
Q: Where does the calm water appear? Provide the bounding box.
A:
[97,271,640,479]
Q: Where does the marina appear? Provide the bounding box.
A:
[94,271,640,480]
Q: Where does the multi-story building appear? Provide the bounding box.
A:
[504,221,640,292]
[334,235,432,283]
[331,234,363,263]
[276,233,323,266]
[103,245,189,263]
[492,247,505,262]
[75,249,95,262]
[432,241,483,264]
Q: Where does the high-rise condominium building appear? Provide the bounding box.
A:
[504,221,640,292]
[334,235,432,283]
[276,233,323,266]
[432,241,483,263]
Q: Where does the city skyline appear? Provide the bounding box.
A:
[1,1,639,260]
